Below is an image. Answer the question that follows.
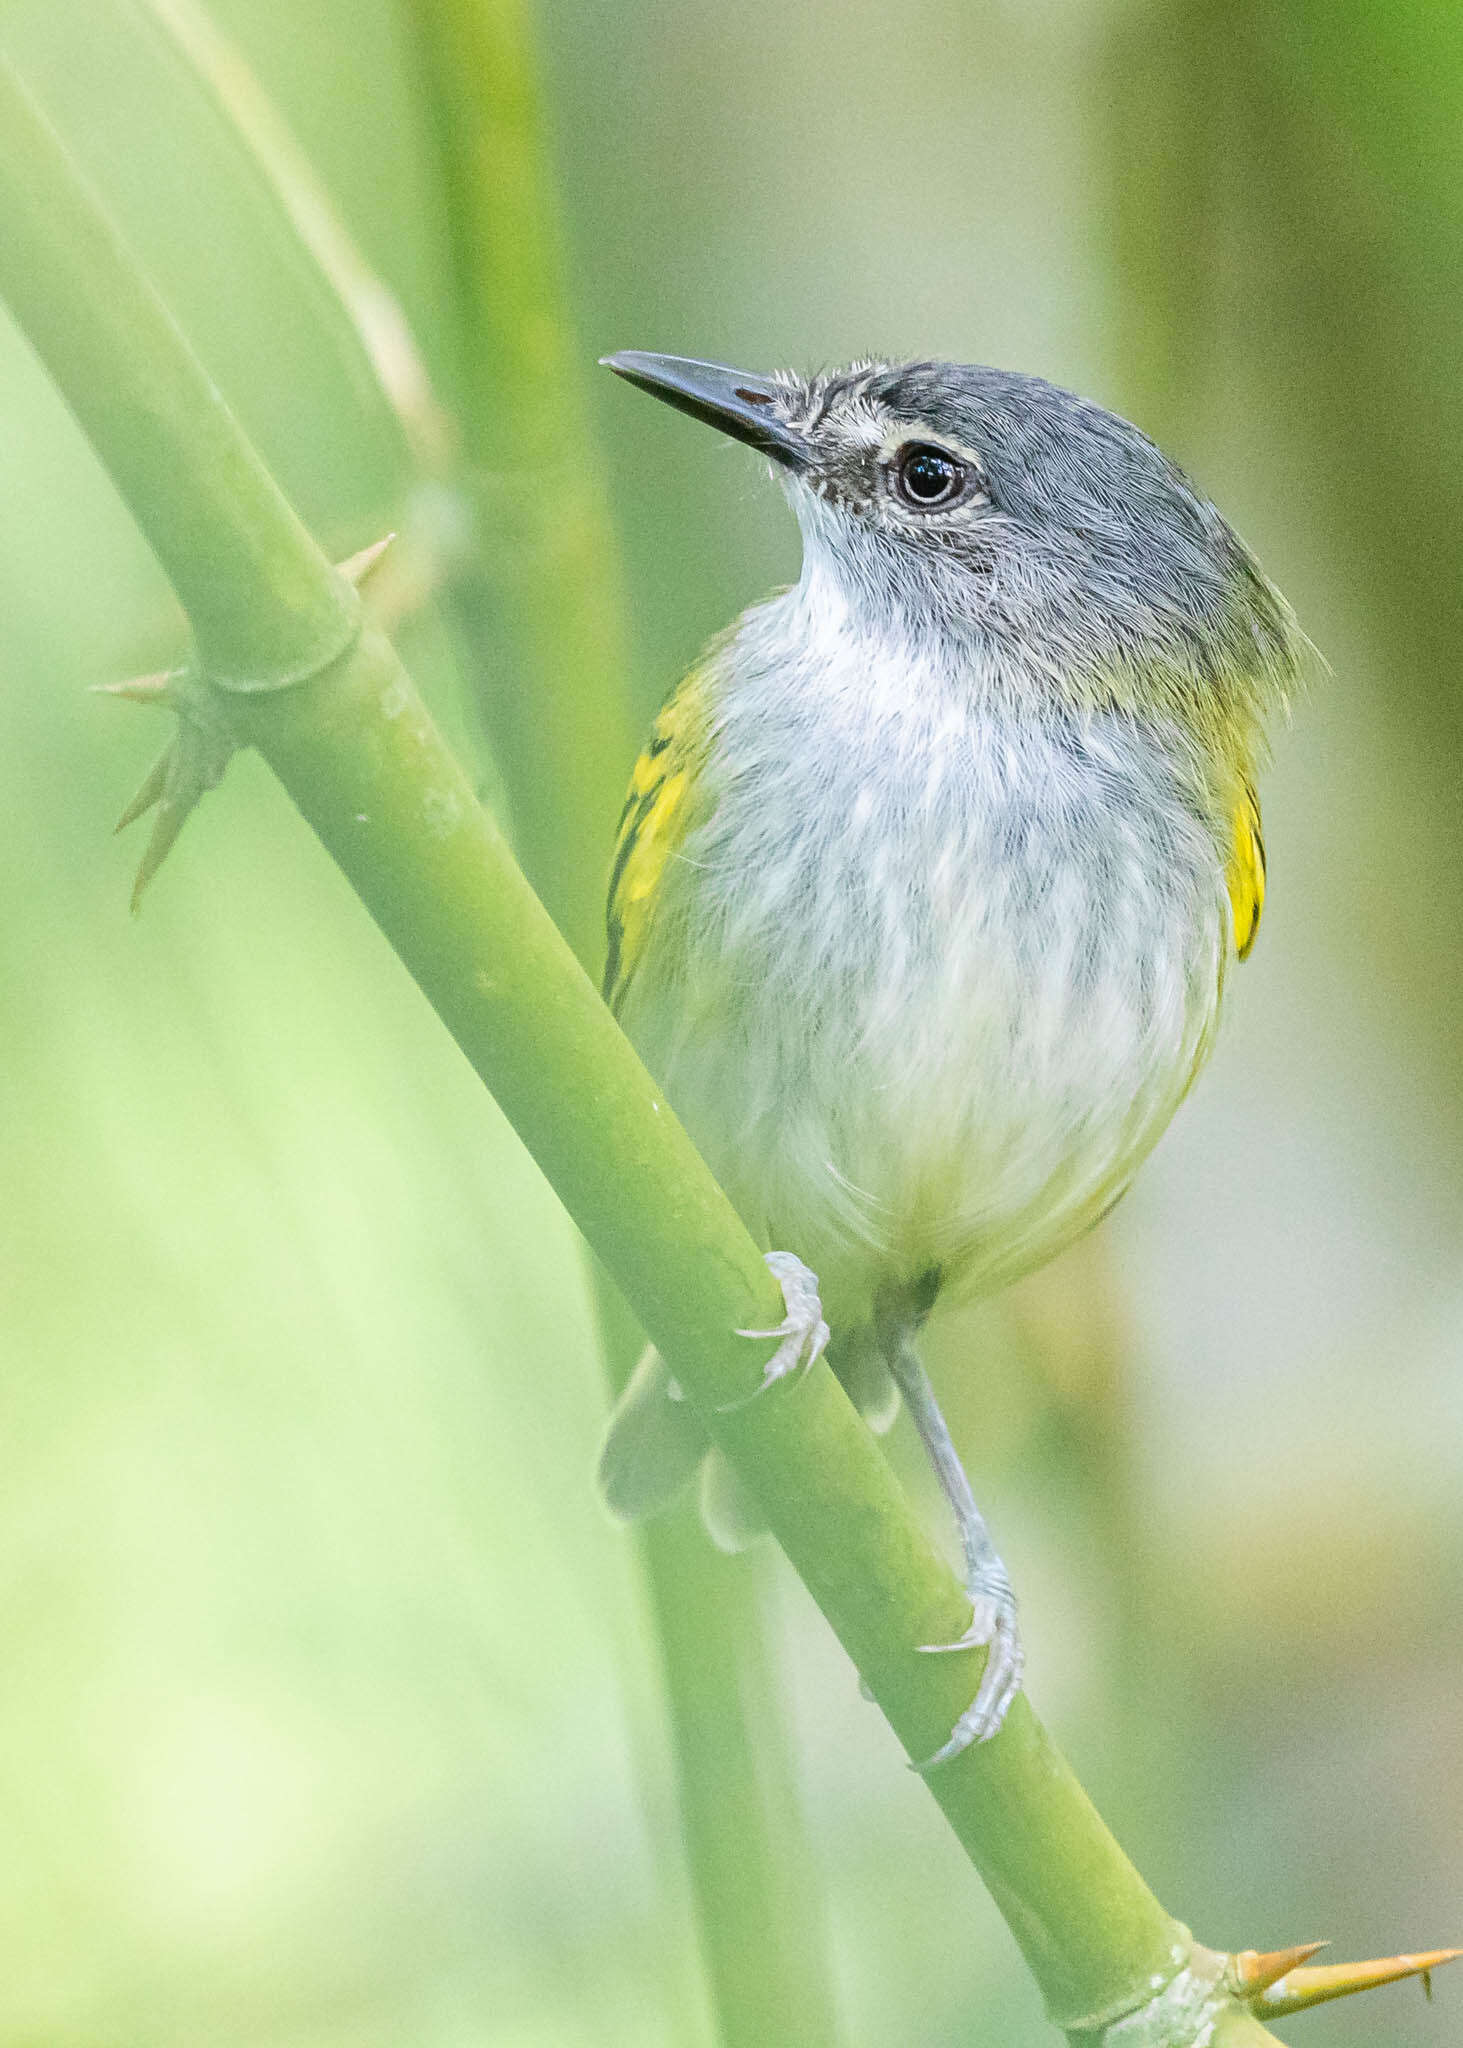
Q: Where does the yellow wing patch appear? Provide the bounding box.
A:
[604,677,707,1011]
[1227,784,1266,961]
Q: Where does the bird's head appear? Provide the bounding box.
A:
[602,350,1302,764]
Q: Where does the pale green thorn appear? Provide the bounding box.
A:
[113,748,170,833]
[128,746,192,913]
[98,660,238,911]
[91,668,175,704]
[98,539,388,908]
[338,531,395,586]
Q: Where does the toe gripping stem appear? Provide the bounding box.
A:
[723,1251,831,1410]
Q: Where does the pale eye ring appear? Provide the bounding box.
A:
[891,442,969,510]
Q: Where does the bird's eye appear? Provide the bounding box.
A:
[892,443,967,510]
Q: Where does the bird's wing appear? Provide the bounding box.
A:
[1227,782,1266,961]
[604,669,711,1012]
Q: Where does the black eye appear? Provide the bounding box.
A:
[893,442,967,509]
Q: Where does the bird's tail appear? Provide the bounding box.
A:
[597,1345,709,1522]
[596,1324,899,1550]
[596,1344,771,1550]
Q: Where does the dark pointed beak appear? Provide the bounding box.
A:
[600,351,809,469]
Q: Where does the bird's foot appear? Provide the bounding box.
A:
[913,1564,1024,1768]
[722,1251,830,1409]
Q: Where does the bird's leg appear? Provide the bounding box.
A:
[721,1251,831,1409]
[883,1324,1024,1763]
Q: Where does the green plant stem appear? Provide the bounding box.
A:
[0,62,354,693]
[137,0,453,480]
[1211,2013,1291,2046]
[591,1273,839,2048]
[642,1503,834,2046]
[0,51,1283,2045]
[404,0,633,976]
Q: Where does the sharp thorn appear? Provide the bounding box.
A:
[1231,1942,1329,1995]
[338,533,395,586]
[113,749,171,833]
[1253,1946,1463,2018]
[92,669,174,705]
[129,796,190,914]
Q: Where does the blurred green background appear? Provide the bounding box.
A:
[0,0,1461,2041]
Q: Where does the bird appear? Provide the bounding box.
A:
[595,351,1300,1763]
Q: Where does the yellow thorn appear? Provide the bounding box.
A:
[338,533,395,586]
[92,669,174,705]
[1231,1941,1329,1996]
[1253,1946,1463,2019]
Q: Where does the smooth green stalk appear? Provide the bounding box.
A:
[0,62,353,692]
[403,0,633,974]
[1210,2015,1291,2047]
[591,1271,839,2048]
[137,0,453,480]
[640,1498,835,2047]
[0,50,1288,2045]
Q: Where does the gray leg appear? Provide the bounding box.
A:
[884,1326,1024,1763]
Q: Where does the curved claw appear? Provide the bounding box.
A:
[911,1594,1024,1768]
[721,1250,830,1411]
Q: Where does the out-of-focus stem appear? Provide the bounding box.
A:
[402,0,635,975]
[590,1273,840,2048]
[140,0,454,478]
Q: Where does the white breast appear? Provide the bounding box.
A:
[622,576,1232,1327]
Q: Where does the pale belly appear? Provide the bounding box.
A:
[622,701,1231,1329]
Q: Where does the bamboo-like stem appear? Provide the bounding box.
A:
[641,1502,836,2046]
[5,45,1447,2047]
[590,1273,840,2048]
[1207,2011,1293,2046]
[402,0,633,976]
[0,65,353,693]
[138,0,453,479]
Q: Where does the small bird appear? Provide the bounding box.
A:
[596,351,1300,1761]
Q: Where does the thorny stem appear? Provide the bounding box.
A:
[0,40,1452,2047]
[140,0,454,480]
